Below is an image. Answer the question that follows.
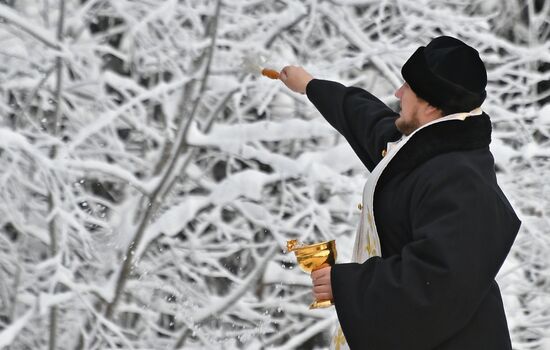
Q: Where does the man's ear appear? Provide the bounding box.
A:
[426,104,443,118]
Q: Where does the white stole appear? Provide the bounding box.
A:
[329,108,482,350]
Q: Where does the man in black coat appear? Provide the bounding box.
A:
[279,36,521,349]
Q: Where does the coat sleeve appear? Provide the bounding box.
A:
[330,161,521,349]
[306,79,401,171]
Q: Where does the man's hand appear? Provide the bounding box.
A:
[280,66,314,94]
[311,266,333,302]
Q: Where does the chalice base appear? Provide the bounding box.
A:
[309,299,334,309]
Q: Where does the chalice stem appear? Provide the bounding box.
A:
[309,299,334,309]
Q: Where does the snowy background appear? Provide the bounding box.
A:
[0,0,549,349]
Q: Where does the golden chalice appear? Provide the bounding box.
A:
[286,239,337,309]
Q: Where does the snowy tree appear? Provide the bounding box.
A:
[0,0,548,349]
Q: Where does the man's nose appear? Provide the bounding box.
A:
[394,84,403,98]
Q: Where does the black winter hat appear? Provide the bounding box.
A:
[401,36,487,113]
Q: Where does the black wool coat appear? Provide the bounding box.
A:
[306,79,521,350]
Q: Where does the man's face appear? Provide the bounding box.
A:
[394,83,424,136]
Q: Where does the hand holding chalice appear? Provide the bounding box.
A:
[286,239,337,309]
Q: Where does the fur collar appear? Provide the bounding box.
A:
[378,113,492,188]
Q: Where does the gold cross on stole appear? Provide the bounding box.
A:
[365,232,377,256]
[333,327,346,350]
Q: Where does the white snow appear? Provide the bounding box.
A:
[0,0,548,349]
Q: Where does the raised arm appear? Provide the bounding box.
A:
[280,66,400,170]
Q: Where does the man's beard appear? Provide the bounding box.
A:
[395,114,421,136]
